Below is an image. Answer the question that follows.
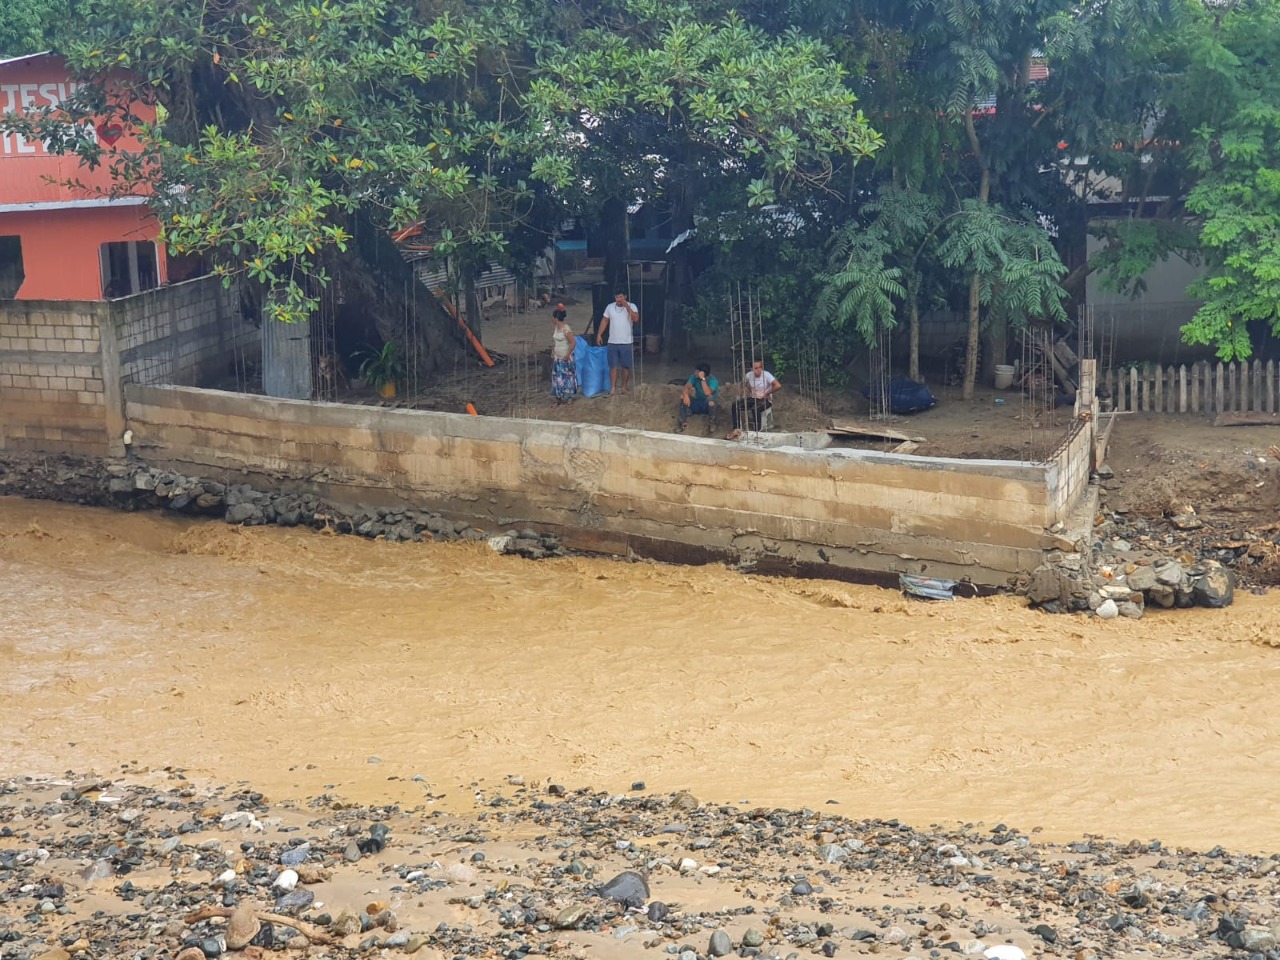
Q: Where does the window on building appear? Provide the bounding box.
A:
[100,240,159,299]
[0,236,23,299]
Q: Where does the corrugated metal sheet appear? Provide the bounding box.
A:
[412,260,516,302]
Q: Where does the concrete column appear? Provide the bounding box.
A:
[98,302,127,457]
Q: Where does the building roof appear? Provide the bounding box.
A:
[0,51,53,68]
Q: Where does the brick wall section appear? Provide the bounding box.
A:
[0,300,110,456]
[124,384,1081,585]
[1046,418,1094,519]
[114,275,256,387]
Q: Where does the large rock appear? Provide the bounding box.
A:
[1126,565,1157,592]
[1192,560,1235,609]
[598,871,649,908]
[1025,564,1072,605]
[1155,561,1185,586]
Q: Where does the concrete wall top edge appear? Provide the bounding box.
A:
[124,383,1053,484]
[1,298,108,317]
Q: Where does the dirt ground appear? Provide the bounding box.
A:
[348,297,1077,460]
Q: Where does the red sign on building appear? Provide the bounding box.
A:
[0,52,167,300]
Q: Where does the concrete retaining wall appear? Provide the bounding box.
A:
[123,383,1083,585]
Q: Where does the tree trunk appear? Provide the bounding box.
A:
[962,107,991,401]
[908,296,920,382]
[600,196,629,293]
[457,259,482,342]
[963,273,982,399]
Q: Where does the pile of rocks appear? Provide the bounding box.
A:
[1024,554,1234,618]
[0,452,567,555]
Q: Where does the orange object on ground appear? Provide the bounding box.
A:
[465,403,478,416]
[434,288,495,367]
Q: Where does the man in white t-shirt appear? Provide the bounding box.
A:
[596,292,638,396]
[728,359,781,438]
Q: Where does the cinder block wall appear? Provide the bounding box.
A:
[1047,419,1094,520]
[114,275,255,387]
[0,300,111,455]
[124,384,1071,585]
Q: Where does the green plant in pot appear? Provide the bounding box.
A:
[356,341,406,398]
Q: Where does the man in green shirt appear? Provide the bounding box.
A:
[676,363,719,433]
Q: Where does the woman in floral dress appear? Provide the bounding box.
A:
[550,307,578,404]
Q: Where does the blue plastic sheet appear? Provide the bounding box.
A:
[574,337,611,398]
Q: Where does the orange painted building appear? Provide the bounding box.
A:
[0,52,166,300]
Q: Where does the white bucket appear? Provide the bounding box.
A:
[993,364,1016,390]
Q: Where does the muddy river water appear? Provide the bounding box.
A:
[3,496,1280,851]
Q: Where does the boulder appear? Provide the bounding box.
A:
[1126,565,1157,592]
[1026,564,1070,604]
[1191,560,1235,609]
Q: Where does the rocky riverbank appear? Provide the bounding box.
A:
[0,452,566,560]
[1,774,1276,960]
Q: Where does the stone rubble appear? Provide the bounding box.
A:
[3,775,1280,960]
[1023,463,1239,618]
[0,452,567,558]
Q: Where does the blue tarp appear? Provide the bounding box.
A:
[573,337,611,398]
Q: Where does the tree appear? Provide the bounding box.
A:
[5,0,553,333]
[0,0,75,57]
[816,186,943,378]
[522,6,883,345]
[802,0,1183,396]
[1175,0,1280,360]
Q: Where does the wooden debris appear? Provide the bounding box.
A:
[891,440,920,454]
[827,419,923,443]
[183,907,335,945]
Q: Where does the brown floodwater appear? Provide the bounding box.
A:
[3,496,1279,851]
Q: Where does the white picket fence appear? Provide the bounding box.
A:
[1101,360,1280,415]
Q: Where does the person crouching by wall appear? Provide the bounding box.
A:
[677,362,719,433]
[550,309,578,405]
[727,359,781,439]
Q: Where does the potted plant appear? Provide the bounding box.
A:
[356,341,406,399]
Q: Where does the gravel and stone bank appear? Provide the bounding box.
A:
[0,452,566,559]
[2,774,1279,960]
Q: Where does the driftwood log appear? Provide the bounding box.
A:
[183,906,336,945]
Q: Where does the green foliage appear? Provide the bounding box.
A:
[1177,1,1280,360]
[1089,219,1201,298]
[0,0,74,57]
[816,224,904,347]
[4,0,545,322]
[522,9,883,211]
[937,200,1068,328]
[680,210,828,341]
[814,185,947,355]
